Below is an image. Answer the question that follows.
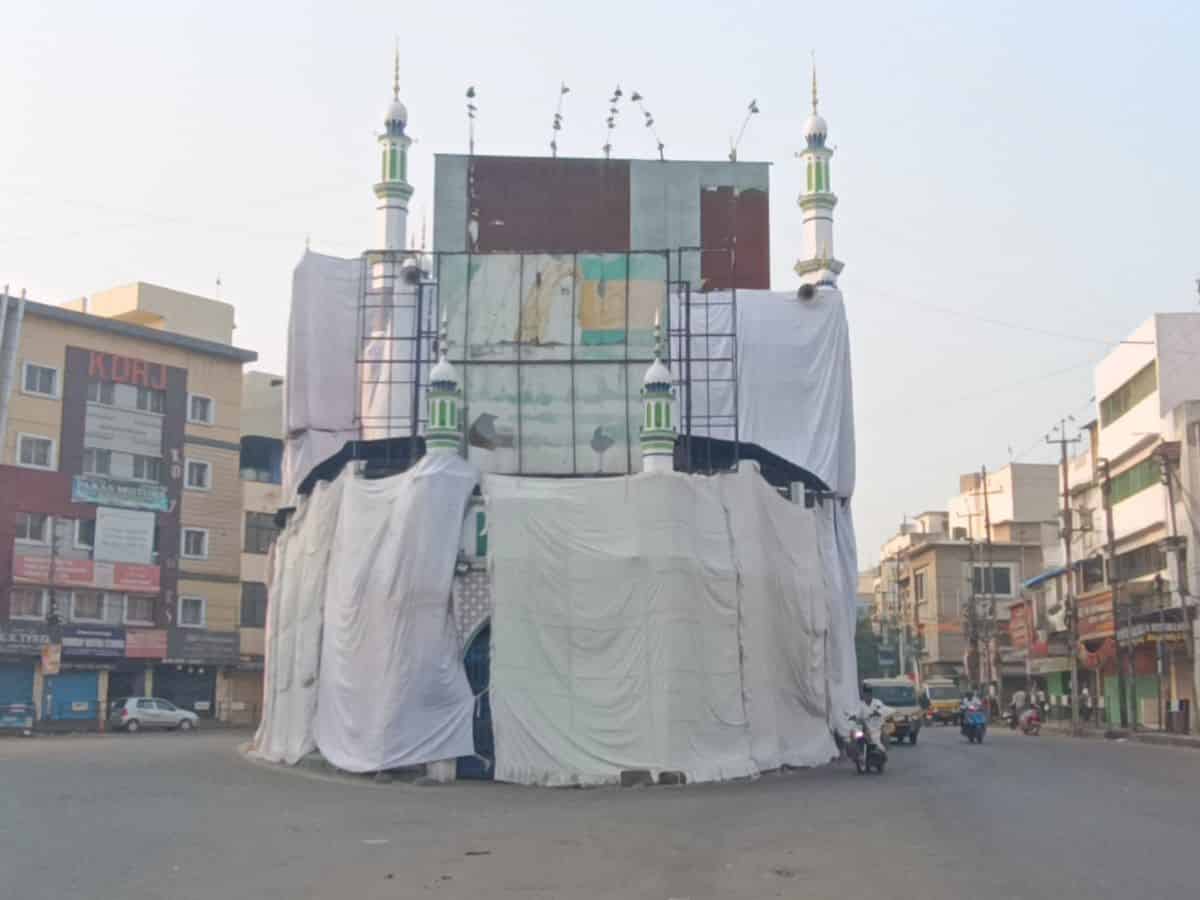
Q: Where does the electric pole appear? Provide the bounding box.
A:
[1048,421,1082,733]
[981,464,998,704]
[1098,458,1129,729]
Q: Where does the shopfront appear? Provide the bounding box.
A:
[157,630,239,718]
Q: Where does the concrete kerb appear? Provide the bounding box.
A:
[1038,721,1200,750]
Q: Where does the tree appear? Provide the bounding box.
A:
[855,616,883,680]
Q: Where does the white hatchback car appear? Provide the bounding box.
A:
[109,697,200,733]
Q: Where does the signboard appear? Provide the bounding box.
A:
[1029,656,1072,675]
[62,625,125,659]
[168,630,240,665]
[41,643,62,675]
[0,623,50,656]
[13,555,160,593]
[84,404,163,456]
[72,475,169,512]
[95,507,155,565]
[125,628,168,659]
[1077,592,1116,640]
[0,704,35,729]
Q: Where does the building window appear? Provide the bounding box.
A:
[125,594,155,625]
[1100,360,1157,428]
[75,518,96,549]
[181,528,209,560]
[71,591,106,623]
[244,511,279,554]
[914,571,926,603]
[87,381,116,405]
[10,588,48,621]
[15,511,50,544]
[971,565,1014,597]
[1080,557,1105,591]
[178,595,206,628]
[1111,544,1166,582]
[187,394,214,425]
[132,455,162,482]
[136,386,166,414]
[185,459,211,491]
[82,447,113,475]
[1109,457,1160,505]
[239,436,283,484]
[22,362,59,398]
[241,582,268,627]
[17,433,55,470]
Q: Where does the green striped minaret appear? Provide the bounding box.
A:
[639,311,676,473]
[425,314,462,455]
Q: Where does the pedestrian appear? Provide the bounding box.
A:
[1081,686,1093,723]
[1036,683,1048,717]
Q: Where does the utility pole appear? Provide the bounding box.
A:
[894,548,907,680]
[980,464,998,705]
[1048,422,1082,733]
[1098,457,1129,728]
[966,538,979,688]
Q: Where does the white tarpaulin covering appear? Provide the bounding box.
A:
[672,285,855,495]
[486,468,852,786]
[252,455,479,772]
[283,251,361,501]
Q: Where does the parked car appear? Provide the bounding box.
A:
[109,697,199,733]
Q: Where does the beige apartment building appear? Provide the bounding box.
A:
[0,283,258,725]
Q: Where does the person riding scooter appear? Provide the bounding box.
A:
[857,682,894,757]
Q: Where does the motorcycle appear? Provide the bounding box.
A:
[846,714,887,775]
[1018,706,1042,736]
[961,705,988,744]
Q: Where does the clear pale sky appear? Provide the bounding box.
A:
[3,1,1198,563]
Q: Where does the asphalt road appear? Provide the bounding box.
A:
[1,725,1196,900]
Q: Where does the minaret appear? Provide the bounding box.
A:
[794,63,843,288]
[424,315,462,455]
[639,312,676,473]
[375,44,414,251]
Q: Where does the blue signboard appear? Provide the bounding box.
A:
[62,625,126,659]
[0,623,50,657]
[71,475,169,512]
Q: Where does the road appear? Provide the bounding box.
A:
[1,725,1196,900]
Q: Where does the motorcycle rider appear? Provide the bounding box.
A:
[857,682,894,756]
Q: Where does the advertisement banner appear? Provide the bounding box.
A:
[71,475,169,512]
[13,556,160,593]
[41,643,62,675]
[62,625,126,659]
[167,630,240,665]
[84,404,163,456]
[125,629,168,659]
[94,507,155,565]
[0,623,50,656]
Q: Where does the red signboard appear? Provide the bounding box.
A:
[13,555,160,593]
[1009,600,1029,650]
[1076,592,1115,640]
[125,629,167,659]
[88,351,168,389]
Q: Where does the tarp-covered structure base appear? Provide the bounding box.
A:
[253,460,856,785]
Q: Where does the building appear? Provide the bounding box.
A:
[0,283,256,727]
[1035,315,1200,732]
[229,370,284,724]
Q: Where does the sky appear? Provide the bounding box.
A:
[3,0,1199,563]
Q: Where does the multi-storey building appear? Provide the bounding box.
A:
[0,283,256,726]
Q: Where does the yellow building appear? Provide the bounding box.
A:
[0,284,257,725]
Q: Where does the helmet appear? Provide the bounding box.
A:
[861,681,873,694]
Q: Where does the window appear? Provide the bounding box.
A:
[87,381,116,405]
[181,528,209,560]
[137,698,154,711]
[1109,457,1160,505]
[187,394,214,424]
[244,511,279,554]
[17,434,55,470]
[1100,361,1157,428]
[972,565,1013,596]
[1080,557,1105,591]
[185,459,211,491]
[71,591,105,623]
[178,595,206,628]
[15,512,50,543]
[136,387,166,414]
[914,571,927,603]
[241,582,268,627]
[125,594,155,625]
[75,518,96,549]
[239,436,283,484]
[22,362,58,398]
[10,587,48,620]
[1111,544,1167,582]
[132,455,162,482]
[82,447,113,475]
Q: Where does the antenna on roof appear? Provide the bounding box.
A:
[550,82,569,158]
[630,91,664,161]
[603,84,623,160]
[465,86,478,156]
[728,99,759,162]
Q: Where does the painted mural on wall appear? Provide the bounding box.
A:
[437,252,667,475]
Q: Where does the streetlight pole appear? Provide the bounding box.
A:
[1098,457,1129,729]
[1048,422,1082,733]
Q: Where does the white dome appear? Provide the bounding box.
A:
[803,113,827,138]
[430,355,457,384]
[643,358,673,387]
[385,98,408,126]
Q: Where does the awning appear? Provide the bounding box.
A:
[1022,566,1068,591]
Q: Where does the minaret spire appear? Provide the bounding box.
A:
[639,309,676,473]
[375,45,414,251]
[794,57,842,290]
[424,312,462,456]
[811,52,819,114]
[393,39,400,101]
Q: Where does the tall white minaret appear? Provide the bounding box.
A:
[794,63,843,288]
[376,45,413,251]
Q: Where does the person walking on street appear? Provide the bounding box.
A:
[1081,686,1093,723]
